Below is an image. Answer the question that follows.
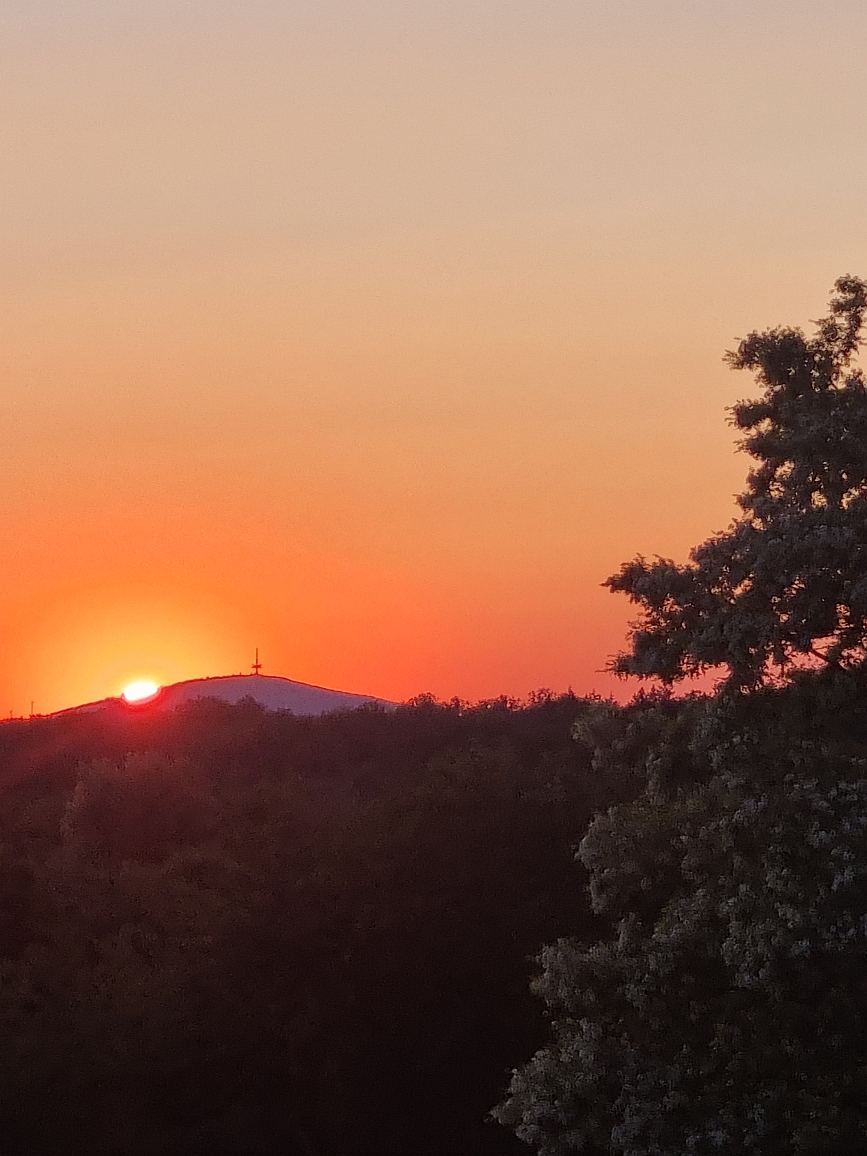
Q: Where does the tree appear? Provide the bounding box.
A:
[494,280,867,1155]
[493,673,867,1155]
[607,275,867,689]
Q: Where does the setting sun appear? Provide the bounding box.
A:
[122,680,160,704]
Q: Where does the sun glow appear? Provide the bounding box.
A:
[122,680,160,703]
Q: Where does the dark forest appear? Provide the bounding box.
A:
[0,691,632,1155]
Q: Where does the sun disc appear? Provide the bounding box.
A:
[122,680,160,703]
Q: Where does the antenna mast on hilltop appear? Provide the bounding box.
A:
[252,648,262,676]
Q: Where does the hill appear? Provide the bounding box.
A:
[54,673,396,717]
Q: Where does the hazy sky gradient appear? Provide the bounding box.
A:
[3,0,867,712]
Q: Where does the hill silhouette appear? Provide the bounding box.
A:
[54,673,396,717]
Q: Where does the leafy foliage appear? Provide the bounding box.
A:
[494,672,867,1155]
[608,276,867,688]
[496,280,867,1155]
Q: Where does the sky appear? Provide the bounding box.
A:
[3,0,867,714]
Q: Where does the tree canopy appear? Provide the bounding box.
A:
[607,275,867,689]
[0,692,622,1154]
[494,673,867,1155]
[495,279,867,1156]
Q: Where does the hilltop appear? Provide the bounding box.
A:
[53,673,396,718]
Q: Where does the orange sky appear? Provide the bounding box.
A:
[3,0,867,714]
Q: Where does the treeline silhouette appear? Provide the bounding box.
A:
[0,692,633,1155]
